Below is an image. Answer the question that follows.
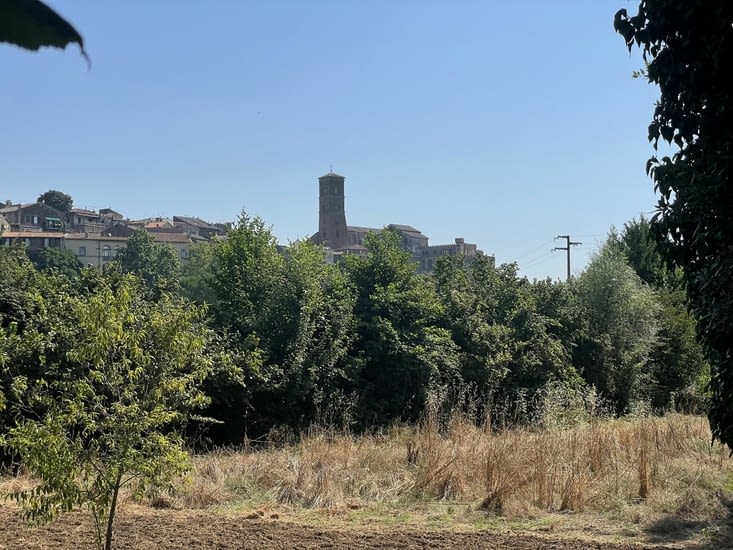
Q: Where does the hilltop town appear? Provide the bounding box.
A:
[0,173,490,272]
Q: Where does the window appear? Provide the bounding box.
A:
[102,245,112,259]
[24,215,39,224]
[180,248,189,259]
[79,246,86,257]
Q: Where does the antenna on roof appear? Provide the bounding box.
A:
[330,164,333,173]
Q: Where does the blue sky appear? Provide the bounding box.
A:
[0,1,659,280]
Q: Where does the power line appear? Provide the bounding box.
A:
[553,235,582,282]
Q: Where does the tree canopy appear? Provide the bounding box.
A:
[615,2,733,445]
[37,190,73,214]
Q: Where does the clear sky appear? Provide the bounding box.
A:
[0,1,660,281]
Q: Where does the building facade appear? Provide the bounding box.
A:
[309,171,490,272]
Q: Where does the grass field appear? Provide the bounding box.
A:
[2,414,732,548]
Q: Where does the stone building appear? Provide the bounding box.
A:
[309,171,490,272]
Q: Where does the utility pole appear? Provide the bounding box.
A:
[554,235,582,282]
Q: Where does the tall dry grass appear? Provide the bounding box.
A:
[151,413,731,523]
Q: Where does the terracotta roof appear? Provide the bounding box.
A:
[145,220,173,228]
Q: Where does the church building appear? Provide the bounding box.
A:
[310,171,489,273]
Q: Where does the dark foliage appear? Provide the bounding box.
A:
[615,2,733,444]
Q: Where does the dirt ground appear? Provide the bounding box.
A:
[0,505,714,550]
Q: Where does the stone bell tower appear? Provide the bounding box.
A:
[318,171,348,250]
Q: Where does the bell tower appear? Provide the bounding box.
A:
[318,171,348,249]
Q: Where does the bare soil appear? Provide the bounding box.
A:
[0,505,712,550]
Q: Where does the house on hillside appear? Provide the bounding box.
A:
[64,233,129,269]
[68,207,105,233]
[173,216,223,239]
[0,231,65,252]
[0,202,66,232]
[99,208,124,226]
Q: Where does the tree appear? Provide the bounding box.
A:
[201,212,285,441]
[0,0,87,62]
[200,214,357,439]
[435,256,575,423]
[181,240,218,306]
[607,218,708,410]
[27,246,82,278]
[574,244,659,413]
[606,216,676,289]
[37,190,73,214]
[615,3,733,443]
[272,240,356,429]
[112,229,180,296]
[341,229,460,427]
[1,275,213,550]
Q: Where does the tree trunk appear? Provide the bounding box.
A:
[104,470,124,550]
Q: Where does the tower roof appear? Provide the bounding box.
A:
[319,171,345,179]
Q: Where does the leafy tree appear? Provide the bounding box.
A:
[435,256,574,423]
[434,255,513,396]
[615,3,733,443]
[0,0,87,62]
[1,275,213,550]
[0,247,45,421]
[606,216,678,289]
[273,240,356,428]
[27,247,82,278]
[37,190,73,214]
[573,244,659,413]
[202,214,357,439]
[494,263,573,397]
[112,229,180,296]
[201,212,285,441]
[650,287,709,411]
[342,229,460,427]
[607,217,708,410]
[181,240,218,306]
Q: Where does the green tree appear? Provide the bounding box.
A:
[1,275,213,550]
[0,246,45,419]
[615,3,733,443]
[181,240,218,306]
[434,255,512,395]
[342,229,460,427]
[574,244,659,413]
[112,229,180,296]
[608,217,708,410]
[650,287,709,411]
[202,214,357,438]
[37,190,73,214]
[27,247,82,278]
[435,256,574,423]
[201,212,285,440]
[607,216,677,289]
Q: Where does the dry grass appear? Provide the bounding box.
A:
[142,414,732,526]
[3,413,730,544]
